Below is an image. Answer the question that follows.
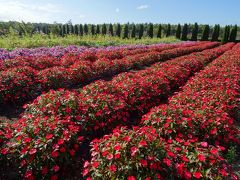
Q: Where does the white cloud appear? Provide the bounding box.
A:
[115,8,120,13]
[0,0,62,22]
[136,4,150,10]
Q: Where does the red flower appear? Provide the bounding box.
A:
[115,153,121,159]
[114,144,121,151]
[52,165,60,172]
[181,155,189,162]
[210,128,217,135]
[167,151,175,157]
[219,169,228,177]
[51,151,59,158]
[131,146,138,156]
[82,168,89,176]
[128,176,136,180]
[197,154,206,162]
[140,159,148,167]
[69,149,75,156]
[46,134,53,140]
[25,170,33,178]
[60,147,66,153]
[184,171,192,179]
[57,139,64,145]
[123,136,131,142]
[210,148,218,155]
[92,161,99,168]
[51,175,58,180]
[41,166,48,175]
[109,164,117,172]
[163,158,171,167]
[139,140,147,147]
[193,172,201,179]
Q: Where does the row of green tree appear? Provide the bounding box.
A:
[0,21,238,42]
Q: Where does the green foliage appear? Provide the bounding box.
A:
[0,34,180,49]
[229,25,238,42]
[191,23,198,41]
[201,25,210,41]
[157,24,162,38]
[181,23,188,40]
[225,146,237,163]
[148,23,154,38]
[176,24,181,39]
[139,24,144,39]
[166,23,171,37]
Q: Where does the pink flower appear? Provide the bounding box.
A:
[139,140,147,147]
[131,146,138,156]
[201,142,208,147]
[128,176,136,180]
[53,165,60,172]
[197,154,206,162]
[29,148,37,155]
[140,159,148,167]
[92,161,99,168]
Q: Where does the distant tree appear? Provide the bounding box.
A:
[123,24,129,39]
[191,23,198,41]
[96,25,100,34]
[63,24,67,36]
[166,23,171,37]
[70,25,74,34]
[211,24,220,41]
[176,24,181,39]
[157,24,162,38]
[102,23,107,35]
[181,23,188,40]
[66,24,70,34]
[84,24,88,35]
[79,24,83,36]
[59,25,63,36]
[131,24,136,38]
[201,25,210,41]
[91,24,95,35]
[221,25,230,43]
[229,25,238,42]
[74,25,79,35]
[139,24,144,39]
[147,23,154,38]
[109,23,114,36]
[116,23,121,37]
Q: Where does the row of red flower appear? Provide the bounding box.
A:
[0,43,233,179]
[0,42,215,105]
[83,43,240,179]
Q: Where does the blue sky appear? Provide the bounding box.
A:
[0,0,239,25]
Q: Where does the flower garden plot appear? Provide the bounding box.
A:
[0,43,233,179]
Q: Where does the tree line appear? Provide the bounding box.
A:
[0,21,238,42]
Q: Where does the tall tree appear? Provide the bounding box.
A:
[109,23,114,36]
[79,24,83,36]
[131,24,136,38]
[176,24,181,39]
[70,25,74,34]
[157,24,162,38]
[139,24,144,39]
[91,24,95,35]
[102,23,107,35]
[74,25,79,35]
[116,24,121,37]
[191,23,198,41]
[221,25,230,43]
[123,24,129,39]
[96,25,100,34]
[63,24,67,36]
[229,25,238,42]
[148,23,154,38]
[201,25,210,41]
[166,24,171,37]
[211,24,220,41]
[66,24,70,34]
[84,24,88,35]
[181,23,188,40]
